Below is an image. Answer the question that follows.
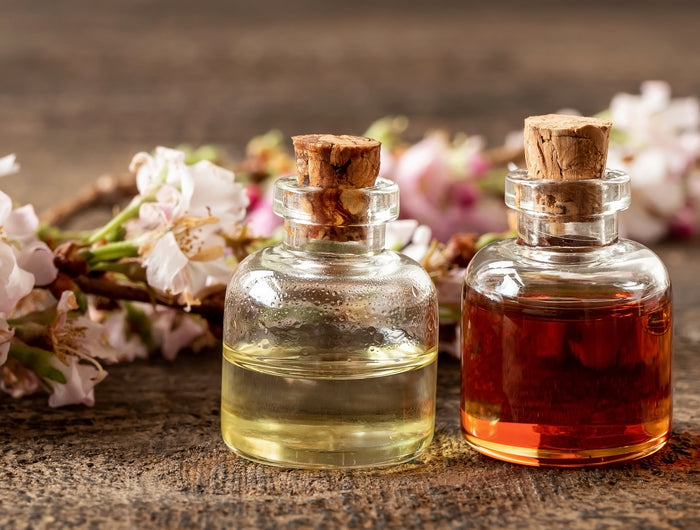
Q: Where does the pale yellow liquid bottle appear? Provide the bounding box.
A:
[221,134,439,469]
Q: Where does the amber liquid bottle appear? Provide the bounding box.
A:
[461,115,672,466]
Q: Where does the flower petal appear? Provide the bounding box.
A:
[47,356,106,408]
[143,231,189,294]
[0,154,20,178]
[0,242,34,317]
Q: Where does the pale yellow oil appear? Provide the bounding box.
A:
[221,342,437,469]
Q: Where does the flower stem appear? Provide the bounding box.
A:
[89,260,147,282]
[38,225,95,244]
[87,195,152,244]
[85,241,140,264]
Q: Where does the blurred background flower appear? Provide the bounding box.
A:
[604,81,700,243]
[378,131,509,241]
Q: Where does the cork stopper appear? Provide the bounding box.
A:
[292,134,380,188]
[524,114,611,181]
[519,114,612,218]
[288,134,382,242]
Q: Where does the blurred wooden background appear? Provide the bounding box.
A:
[2,0,700,213]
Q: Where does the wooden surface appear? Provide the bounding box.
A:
[1,1,699,528]
[0,242,698,529]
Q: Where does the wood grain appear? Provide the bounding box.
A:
[0,243,698,529]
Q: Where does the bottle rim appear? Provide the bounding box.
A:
[273,175,400,226]
[505,168,631,218]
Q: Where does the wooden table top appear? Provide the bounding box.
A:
[1,2,698,528]
[1,241,698,528]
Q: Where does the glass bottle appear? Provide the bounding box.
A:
[222,134,438,469]
[461,115,672,467]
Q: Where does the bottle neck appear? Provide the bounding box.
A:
[274,175,399,255]
[505,168,630,249]
[516,213,619,247]
[283,221,386,254]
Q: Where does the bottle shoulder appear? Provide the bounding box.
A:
[235,245,432,277]
[467,238,668,272]
[465,238,671,301]
[224,245,439,349]
[227,245,437,303]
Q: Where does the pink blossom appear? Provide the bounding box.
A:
[383,134,508,241]
[669,204,696,239]
[0,176,57,287]
[2,201,57,286]
[134,303,209,360]
[245,182,282,237]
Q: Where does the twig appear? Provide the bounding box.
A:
[39,173,138,227]
[484,145,525,168]
[70,275,225,336]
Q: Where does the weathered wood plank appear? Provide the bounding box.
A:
[0,243,698,528]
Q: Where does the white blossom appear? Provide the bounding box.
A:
[0,186,57,287]
[47,355,106,408]
[0,154,19,177]
[608,81,700,242]
[385,219,433,263]
[130,147,249,306]
[144,304,210,361]
[0,239,34,365]
[141,222,233,308]
[50,291,116,363]
[100,310,149,363]
[37,291,114,406]
[0,241,34,319]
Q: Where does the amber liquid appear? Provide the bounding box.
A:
[461,287,672,467]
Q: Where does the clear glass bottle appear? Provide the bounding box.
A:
[222,135,438,469]
[461,116,672,467]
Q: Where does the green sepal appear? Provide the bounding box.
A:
[9,343,66,384]
[124,301,155,351]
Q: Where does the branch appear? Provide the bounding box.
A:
[39,173,138,228]
[69,275,225,337]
